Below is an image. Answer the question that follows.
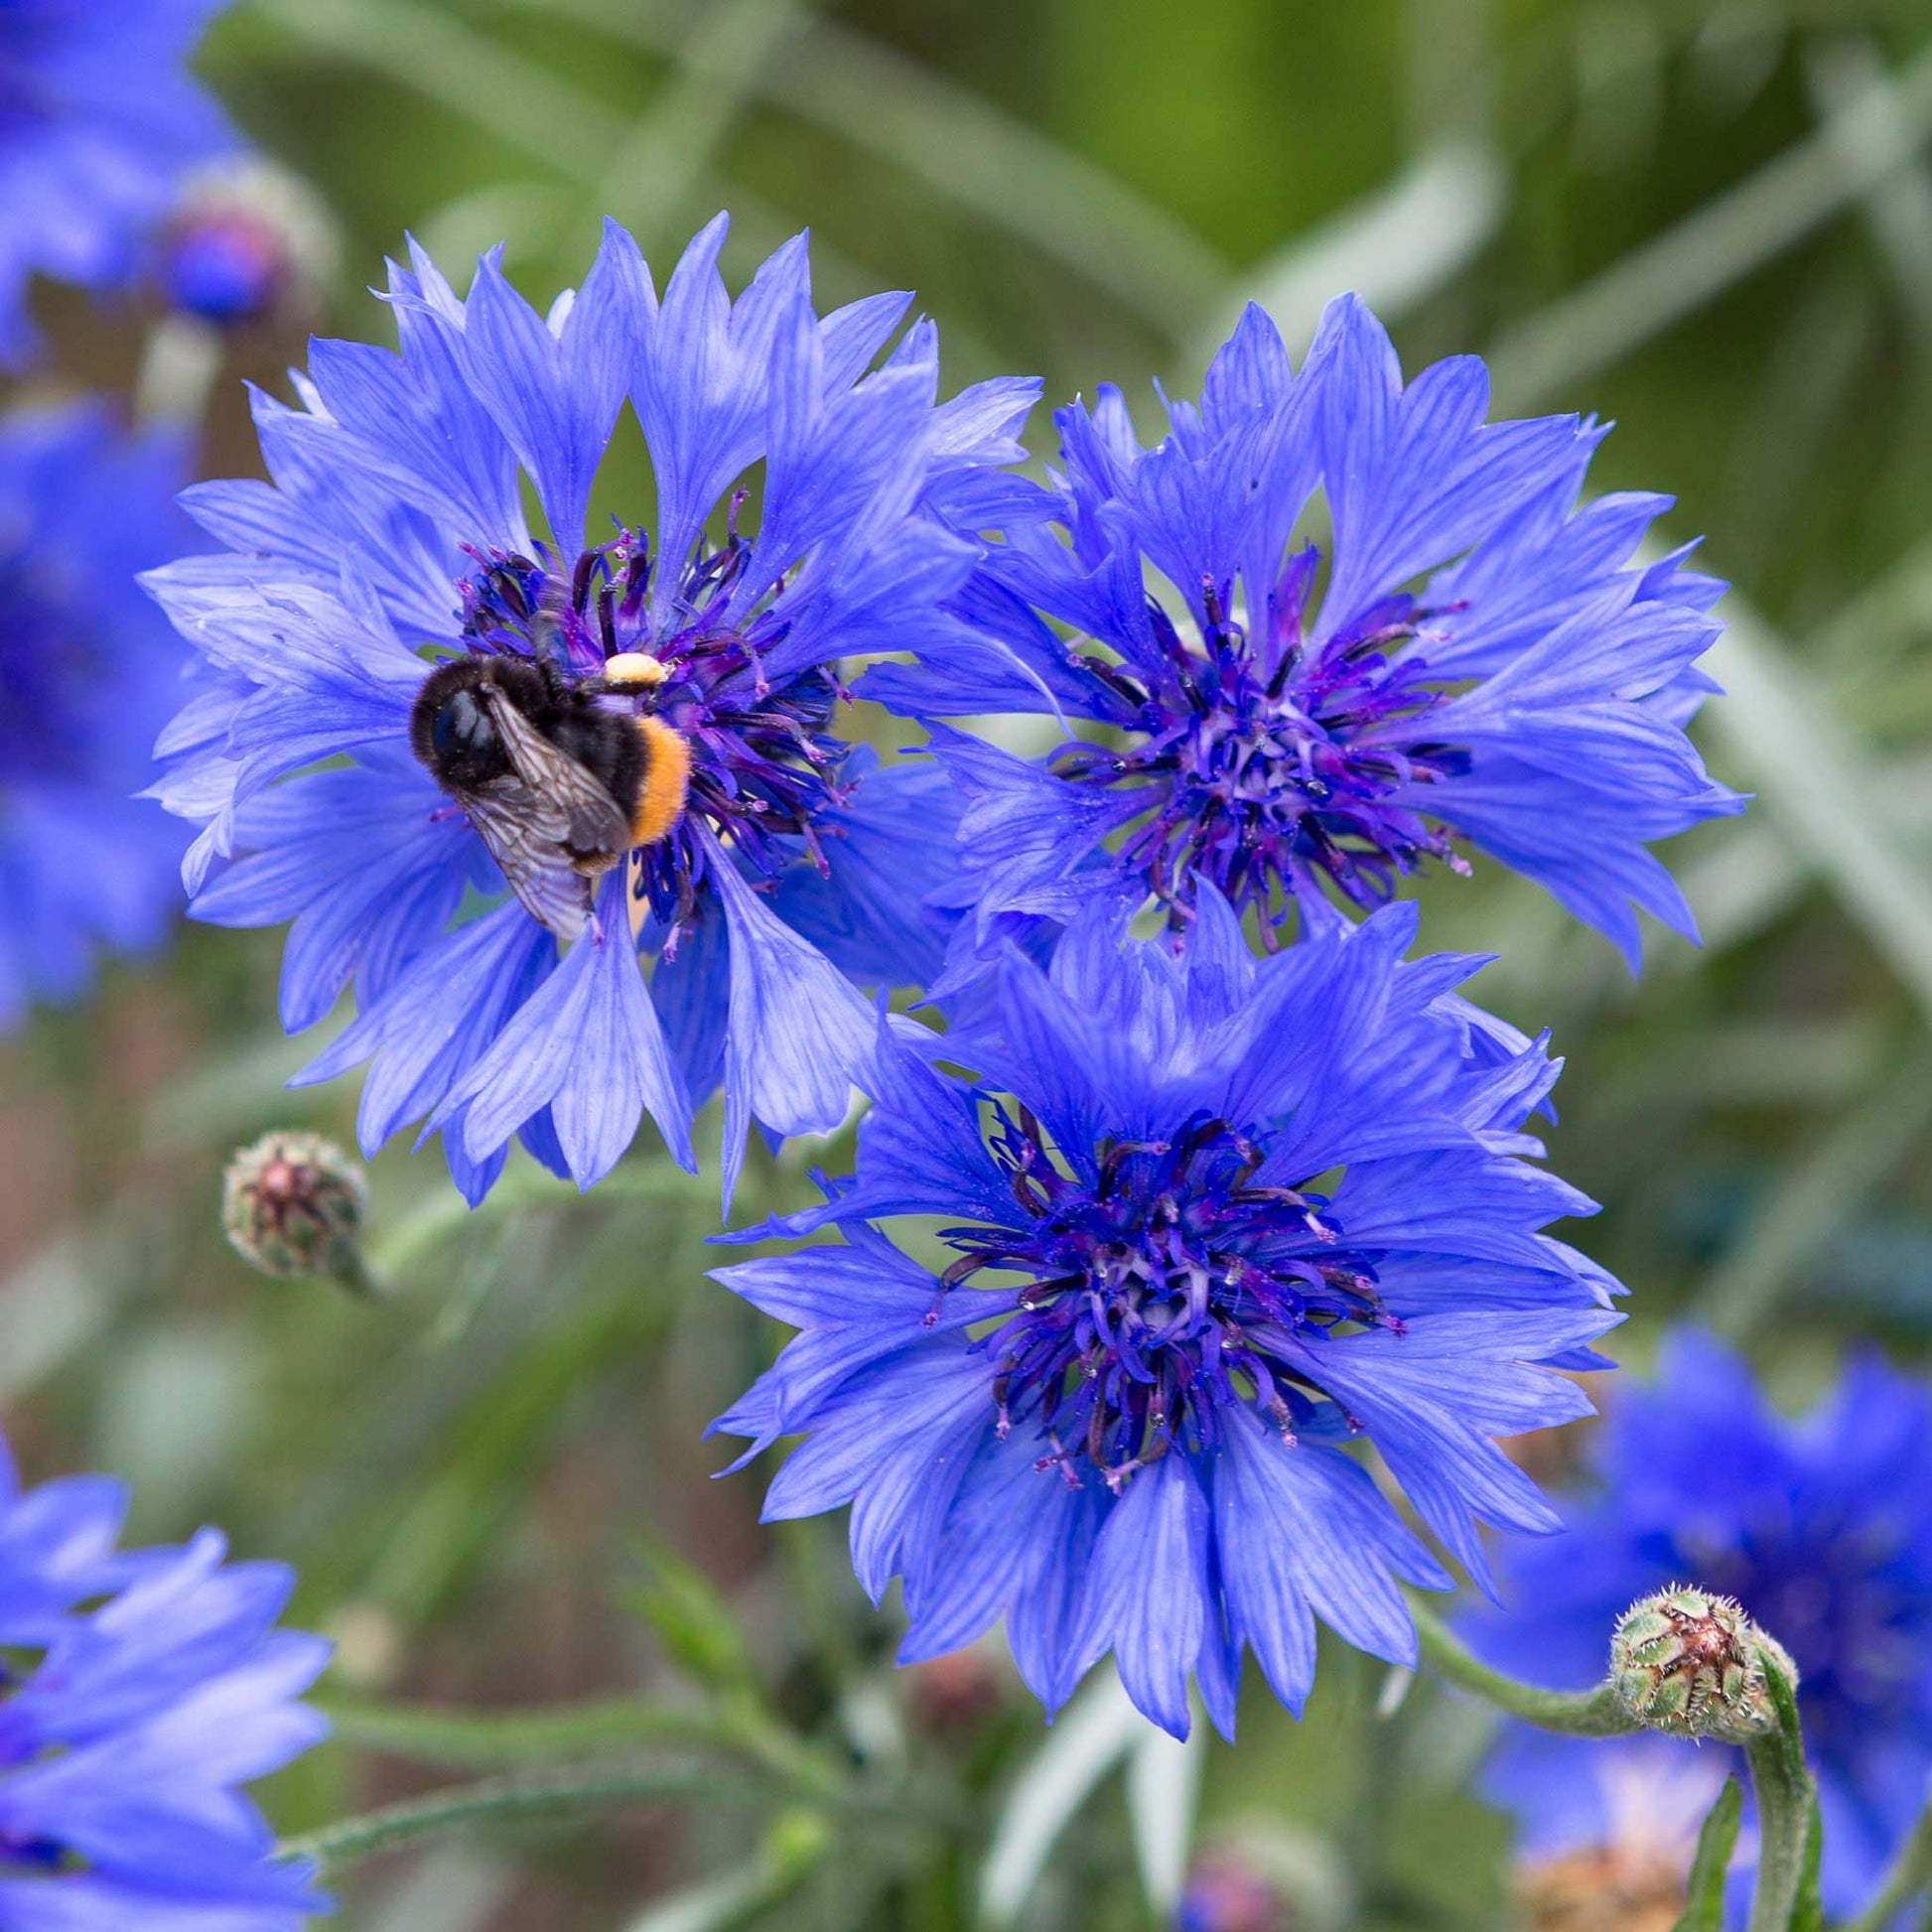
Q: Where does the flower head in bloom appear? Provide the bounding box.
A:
[146,215,1038,1202]
[0,0,237,363]
[1464,1328,1932,1916]
[0,1431,330,1927]
[712,895,1619,1737]
[868,297,1742,970]
[0,402,195,1030]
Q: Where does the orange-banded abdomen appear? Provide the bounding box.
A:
[630,715,691,846]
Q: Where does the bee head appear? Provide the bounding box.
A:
[410,659,511,786]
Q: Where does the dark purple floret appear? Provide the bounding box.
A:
[1053,551,1470,943]
[453,507,850,944]
[938,1101,1401,1492]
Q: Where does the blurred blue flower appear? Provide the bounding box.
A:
[867,297,1742,971]
[1465,1327,1932,1917]
[712,894,1619,1738]
[0,0,237,362]
[0,402,194,1030]
[0,1434,330,1926]
[157,205,284,326]
[146,215,1039,1202]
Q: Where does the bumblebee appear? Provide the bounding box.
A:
[409,651,690,940]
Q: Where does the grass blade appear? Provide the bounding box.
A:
[1490,38,1932,406]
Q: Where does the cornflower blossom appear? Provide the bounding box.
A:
[867,296,1742,971]
[0,403,196,1029]
[712,895,1619,1737]
[0,1433,330,1927]
[0,0,236,363]
[146,215,1038,1201]
[1465,1328,1932,1917]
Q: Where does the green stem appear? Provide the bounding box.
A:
[320,1688,849,1804]
[1842,1792,1932,1932]
[276,1759,797,1868]
[1744,1731,1815,1932]
[1742,1663,1821,1932]
[1408,1600,1638,1737]
[317,1694,728,1767]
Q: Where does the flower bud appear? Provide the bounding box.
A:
[1609,1585,1798,1742]
[154,158,339,330]
[222,1130,371,1293]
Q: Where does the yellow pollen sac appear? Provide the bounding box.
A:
[601,651,668,688]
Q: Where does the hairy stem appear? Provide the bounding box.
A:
[276,1760,797,1869]
[1407,1600,1638,1736]
[1743,1732,1814,1932]
[1744,1663,1821,1932]
[316,1694,729,1768]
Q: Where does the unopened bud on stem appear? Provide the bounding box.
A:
[222,1130,376,1297]
[1609,1585,1797,1743]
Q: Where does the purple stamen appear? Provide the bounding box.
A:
[1051,564,1474,934]
[938,1103,1395,1488]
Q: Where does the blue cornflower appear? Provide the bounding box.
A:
[867,297,1742,970]
[146,215,1039,1202]
[0,402,195,1030]
[711,894,1619,1738]
[0,0,237,363]
[0,1432,330,1926]
[1464,1328,1932,1917]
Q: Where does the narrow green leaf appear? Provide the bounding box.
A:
[623,1809,835,1932]
[1489,36,1932,406]
[1124,1715,1206,1917]
[511,0,1230,341]
[979,1668,1147,1928]
[624,1534,759,1695]
[1699,602,1932,1026]
[1671,1777,1742,1932]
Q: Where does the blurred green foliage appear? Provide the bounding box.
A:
[8,0,1932,1925]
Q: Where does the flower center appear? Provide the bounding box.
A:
[1052,550,1470,938]
[938,1104,1401,1491]
[454,507,849,940]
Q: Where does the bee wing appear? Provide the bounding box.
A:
[461,780,598,941]
[480,682,632,864]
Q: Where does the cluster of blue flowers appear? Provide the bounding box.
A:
[144,209,1738,1752]
[4,0,1927,1912]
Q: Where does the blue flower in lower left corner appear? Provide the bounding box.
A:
[0,403,196,1032]
[0,1431,330,1927]
[711,896,1620,1738]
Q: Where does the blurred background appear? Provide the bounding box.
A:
[8,0,1932,1925]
